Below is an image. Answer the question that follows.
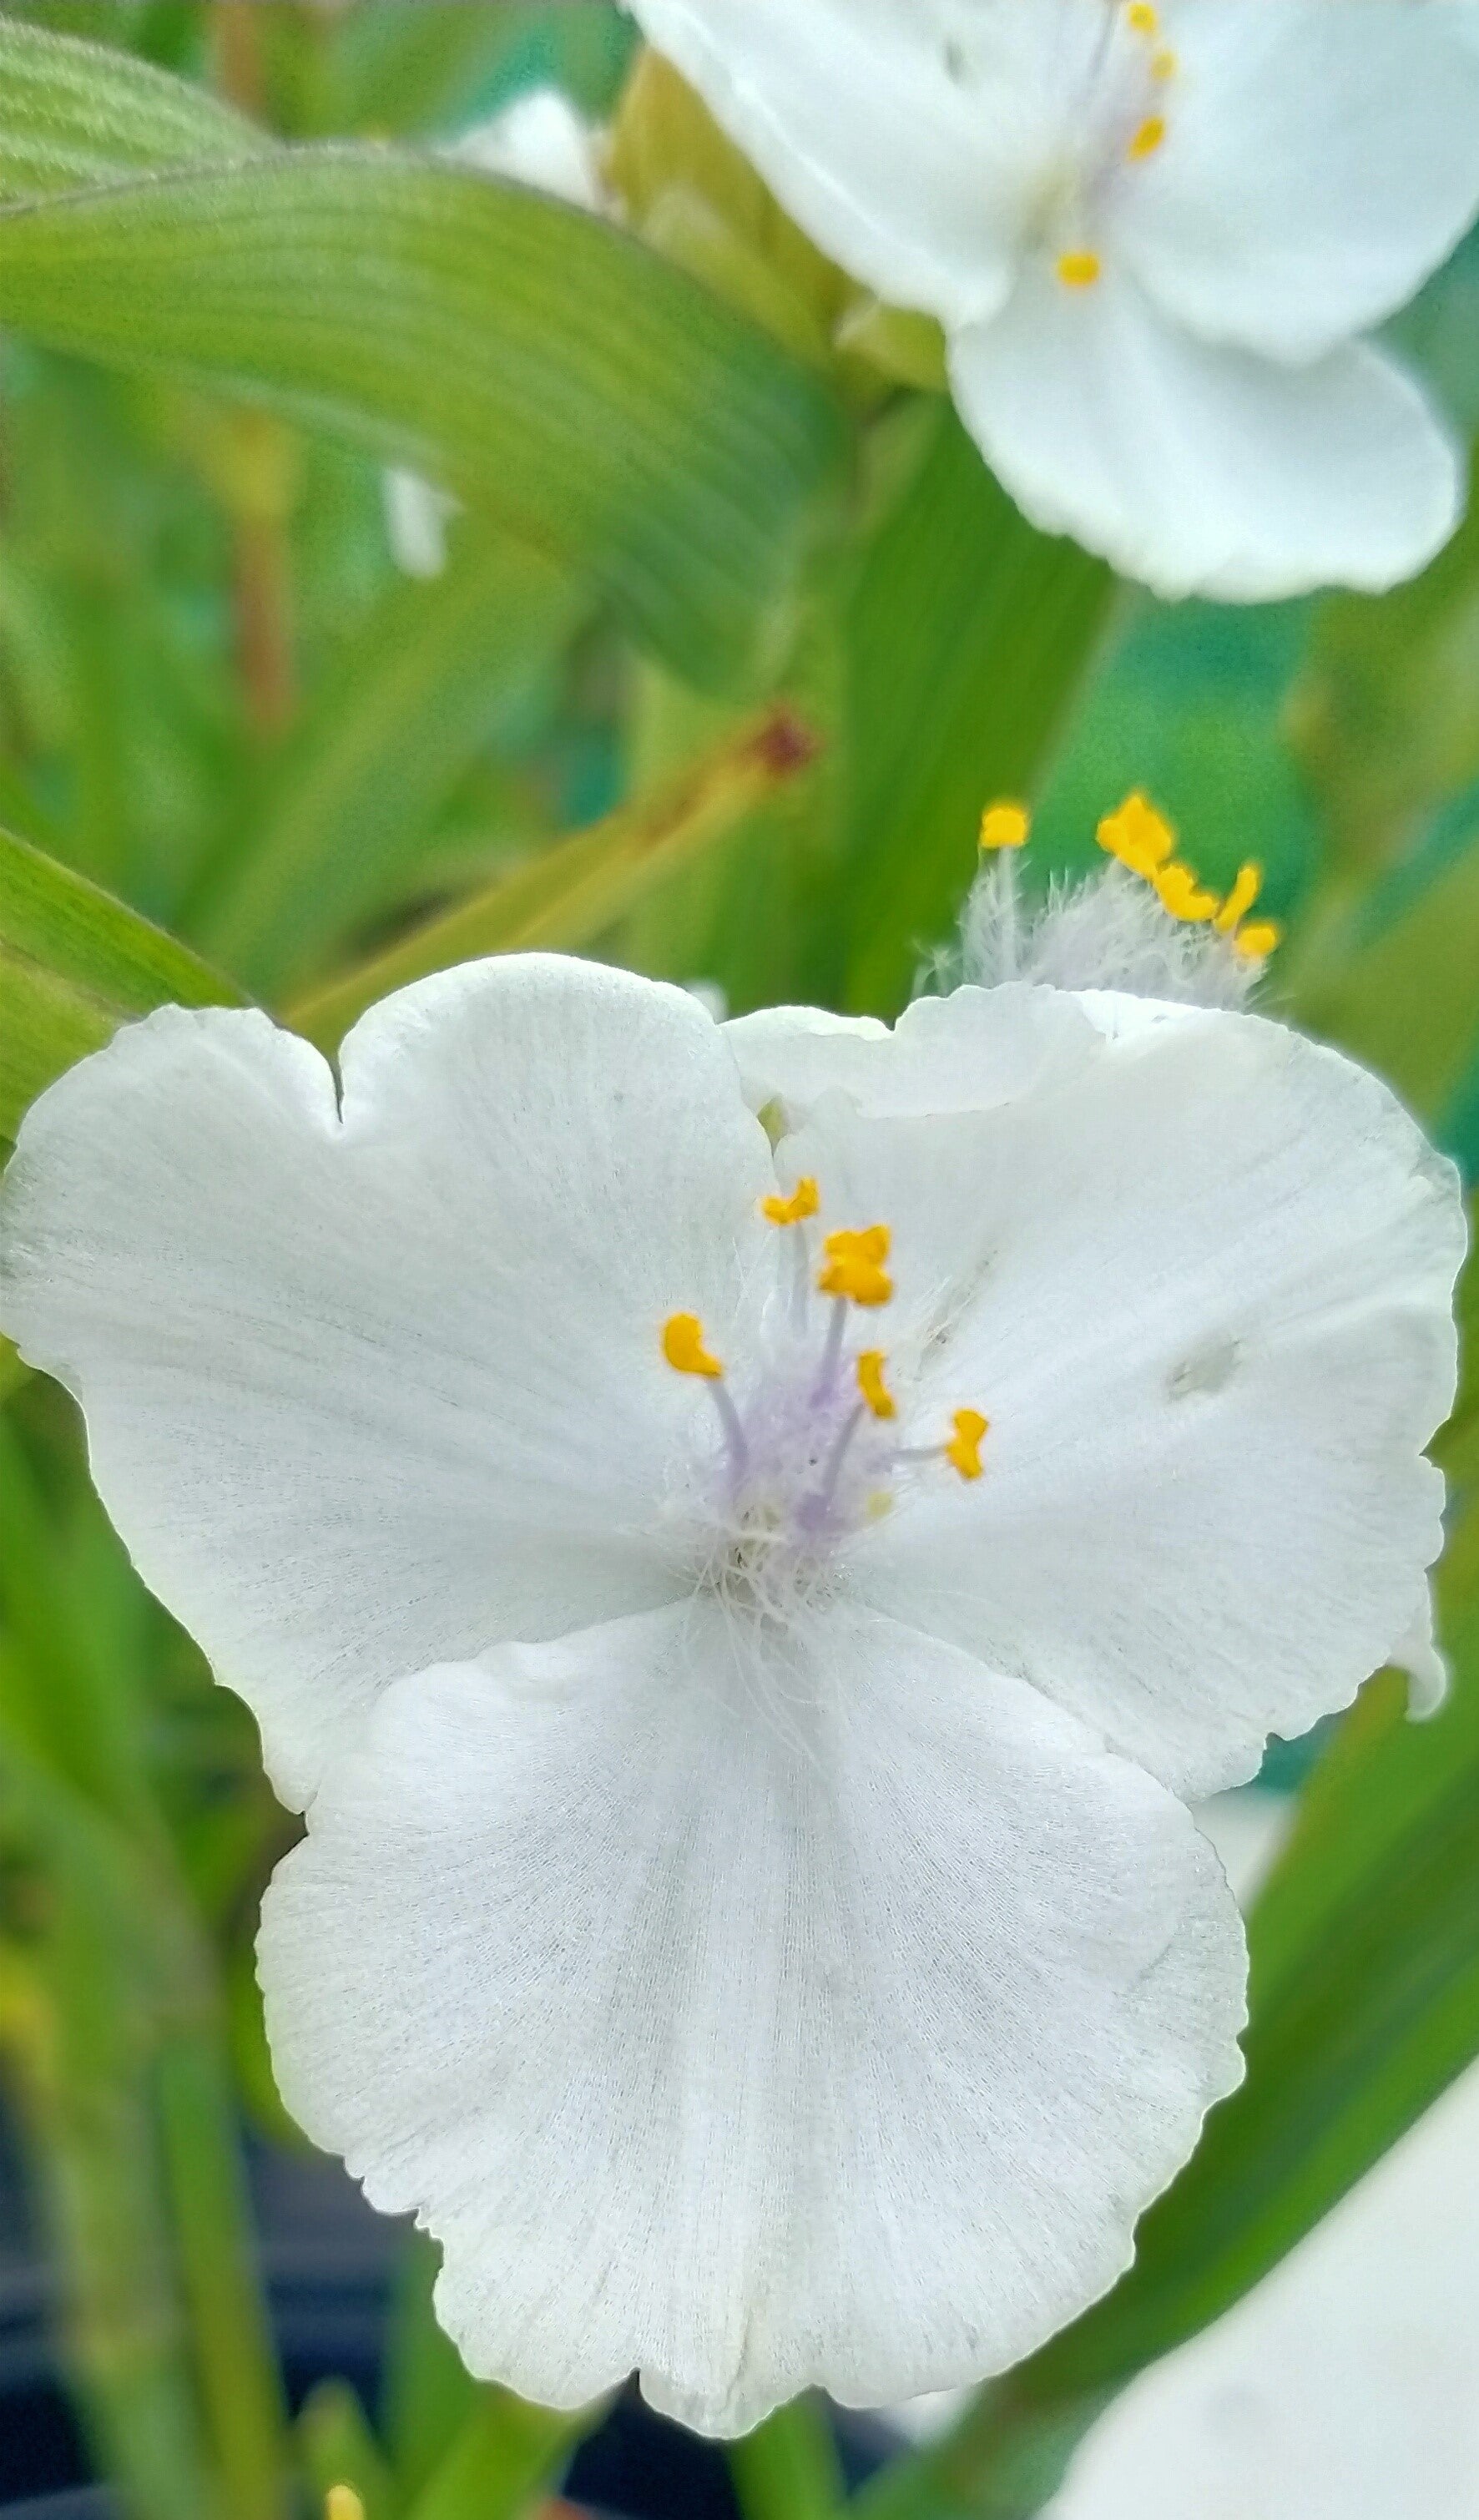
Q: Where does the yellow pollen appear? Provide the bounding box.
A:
[1098,790,1177,880]
[1128,114,1167,159]
[980,800,1032,852]
[856,1350,897,1422]
[1234,919,1282,962]
[946,1410,989,1482]
[1214,861,1263,937]
[1057,250,1103,290]
[663,1312,724,1380]
[1152,46,1178,78]
[1153,860,1220,924]
[818,1225,894,1310]
[326,2493,366,2520]
[761,1176,820,1227]
[1127,3,1158,28]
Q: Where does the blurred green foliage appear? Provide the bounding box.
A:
[0,9,1476,2520]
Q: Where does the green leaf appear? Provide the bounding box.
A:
[0,17,257,199]
[193,528,582,997]
[861,1483,1479,2520]
[0,145,849,691]
[729,2398,846,2520]
[285,706,820,1052]
[1289,443,1479,876]
[383,2232,477,2506]
[0,823,246,1139]
[0,1334,28,1405]
[297,2381,397,2520]
[406,2386,595,2520]
[842,406,1115,1013]
[1285,812,1479,1122]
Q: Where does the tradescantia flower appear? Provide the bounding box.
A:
[621,0,1479,598]
[0,949,1461,2431]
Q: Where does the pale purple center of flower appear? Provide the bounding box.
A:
[663,1199,986,1613]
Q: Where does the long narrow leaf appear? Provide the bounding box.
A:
[0,148,848,691]
[0,17,259,199]
[844,408,1114,1012]
[286,707,820,1050]
[194,530,582,996]
[0,824,245,1139]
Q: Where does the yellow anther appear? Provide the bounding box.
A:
[1153,860,1220,924]
[980,800,1032,852]
[1214,861,1263,937]
[1233,919,1282,962]
[1127,3,1158,29]
[1152,46,1179,78]
[1098,790,1177,880]
[946,1409,989,1482]
[819,1225,894,1310]
[761,1177,820,1227]
[326,2492,366,2520]
[1057,250,1103,290]
[856,1350,897,1422]
[663,1313,724,1380]
[1128,114,1167,159]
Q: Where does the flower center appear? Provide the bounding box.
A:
[663,1194,987,1615]
[1037,1,1178,289]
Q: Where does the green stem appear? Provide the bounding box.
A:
[406,2386,599,2520]
[10,1886,218,2520]
[154,2017,289,2520]
[728,2396,846,2520]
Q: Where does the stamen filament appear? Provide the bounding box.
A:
[814,1295,850,1400]
[709,1380,750,1482]
[803,1403,866,1534]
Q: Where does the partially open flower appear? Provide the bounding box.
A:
[622,0,1479,596]
[954,790,1281,1011]
[0,954,1461,2431]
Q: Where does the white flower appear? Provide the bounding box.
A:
[0,954,1461,2432]
[1039,1817,1479,2520]
[384,89,608,577]
[621,0,1479,598]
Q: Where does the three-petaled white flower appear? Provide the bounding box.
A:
[0,945,1461,2431]
[622,0,1479,598]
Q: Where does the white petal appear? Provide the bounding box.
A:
[1047,2058,1479,2520]
[0,957,772,1807]
[950,270,1464,599]
[780,999,1465,1797]
[448,88,608,215]
[623,0,1021,328]
[383,467,457,578]
[724,986,1098,1129]
[1118,2,1479,361]
[259,1599,1245,2435]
